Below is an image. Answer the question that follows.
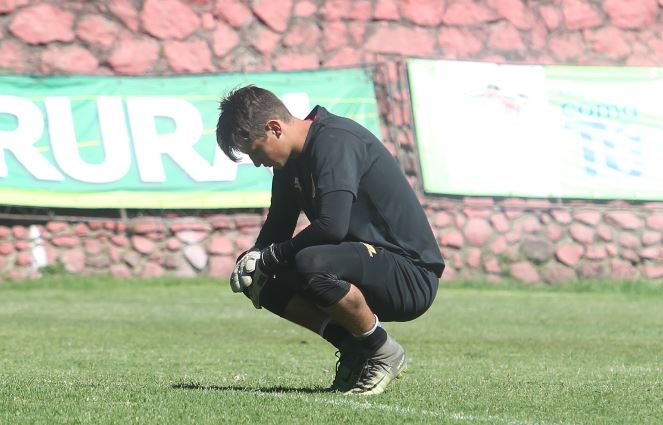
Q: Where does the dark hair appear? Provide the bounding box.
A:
[216,85,292,162]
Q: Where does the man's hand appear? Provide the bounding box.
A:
[230,250,260,293]
[242,255,270,309]
[258,243,282,274]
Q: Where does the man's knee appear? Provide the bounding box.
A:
[294,247,351,307]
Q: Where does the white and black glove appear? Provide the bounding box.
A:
[242,254,270,309]
[230,250,260,293]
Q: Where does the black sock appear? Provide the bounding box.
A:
[321,321,351,350]
[357,326,387,353]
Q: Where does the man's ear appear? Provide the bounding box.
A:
[265,120,282,138]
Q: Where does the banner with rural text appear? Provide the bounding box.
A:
[0,69,380,208]
[408,59,663,201]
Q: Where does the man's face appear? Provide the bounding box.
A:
[240,121,288,169]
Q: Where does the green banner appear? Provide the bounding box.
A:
[408,59,663,200]
[0,69,380,208]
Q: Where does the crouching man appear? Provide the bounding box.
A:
[216,85,444,395]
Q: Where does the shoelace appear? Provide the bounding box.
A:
[353,358,389,390]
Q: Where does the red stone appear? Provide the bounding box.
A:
[639,247,662,261]
[62,249,86,273]
[108,36,159,74]
[465,248,481,269]
[621,249,639,264]
[12,225,27,240]
[110,264,132,278]
[77,15,120,49]
[642,231,662,246]
[603,0,657,29]
[176,230,208,245]
[530,21,547,50]
[551,209,572,224]
[556,244,584,267]
[570,223,594,244]
[321,0,352,20]
[201,12,215,29]
[234,235,255,252]
[294,0,316,17]
[141,0,200,40]
[610,259,639,280]
[464,218,492,247]
[439,230,464,249]
[15,251,31,266]
[573,210,601,226]
[365,24,435,56]
[0,40,26,73]
[543,265,576,284]
[545,224,563,242]
[132,236,155,255]
[0,0,28,14]
[505,230,521,244]
[605,211,642,230]
[207,236,234,255]
[374,0,399,20]
[584,27,631,60]
[209,215,233,230]
[488,213,508,233]
[347,21,366,45]
[619,232,640,249]
[325,47,363,67]
[14,240,29,251]
[585,244,607,260]
[350,0,372,20]
[215,0,253,28]
[400,0,445,26]
[322,21,347,52]
[443,0,498,25]
[252,26,281,55]
[438,27,483,57]
[9,4,74,44]
[41,45,99,74]
[109,0,139,31]
[596,225,613,241]
[606,243,618,257]
[510,262,540,284]
[84,239,103,255]
[642,264,663,279]
[74,223,90,237]
[252,0,292,32]
[514,216,541,234]
[51,236,81,248]
[46,221,69,234]
[141,262,164,278]
[0,242,13,255]
[283,20,321,48]
[538,5,561,29]
[110,235,129,247]
[165,39,215,73]
[492,0,534,29]
[434,211,453,228]
[550,32,586,60]
[483,257,501,274]
[580,262,606,279]
[562,0,603,30]
[208,255,235,277]
[274,52,319,71]
[131,219,166,235]
[646,213,663,230]
[488,22,526,51]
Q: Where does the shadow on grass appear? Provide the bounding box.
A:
[172,382,330,394]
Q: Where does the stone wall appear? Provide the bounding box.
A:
[1,0,663,283]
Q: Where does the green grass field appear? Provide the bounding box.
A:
[1,277,663,424]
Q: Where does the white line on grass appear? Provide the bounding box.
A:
[253,390,562,425]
